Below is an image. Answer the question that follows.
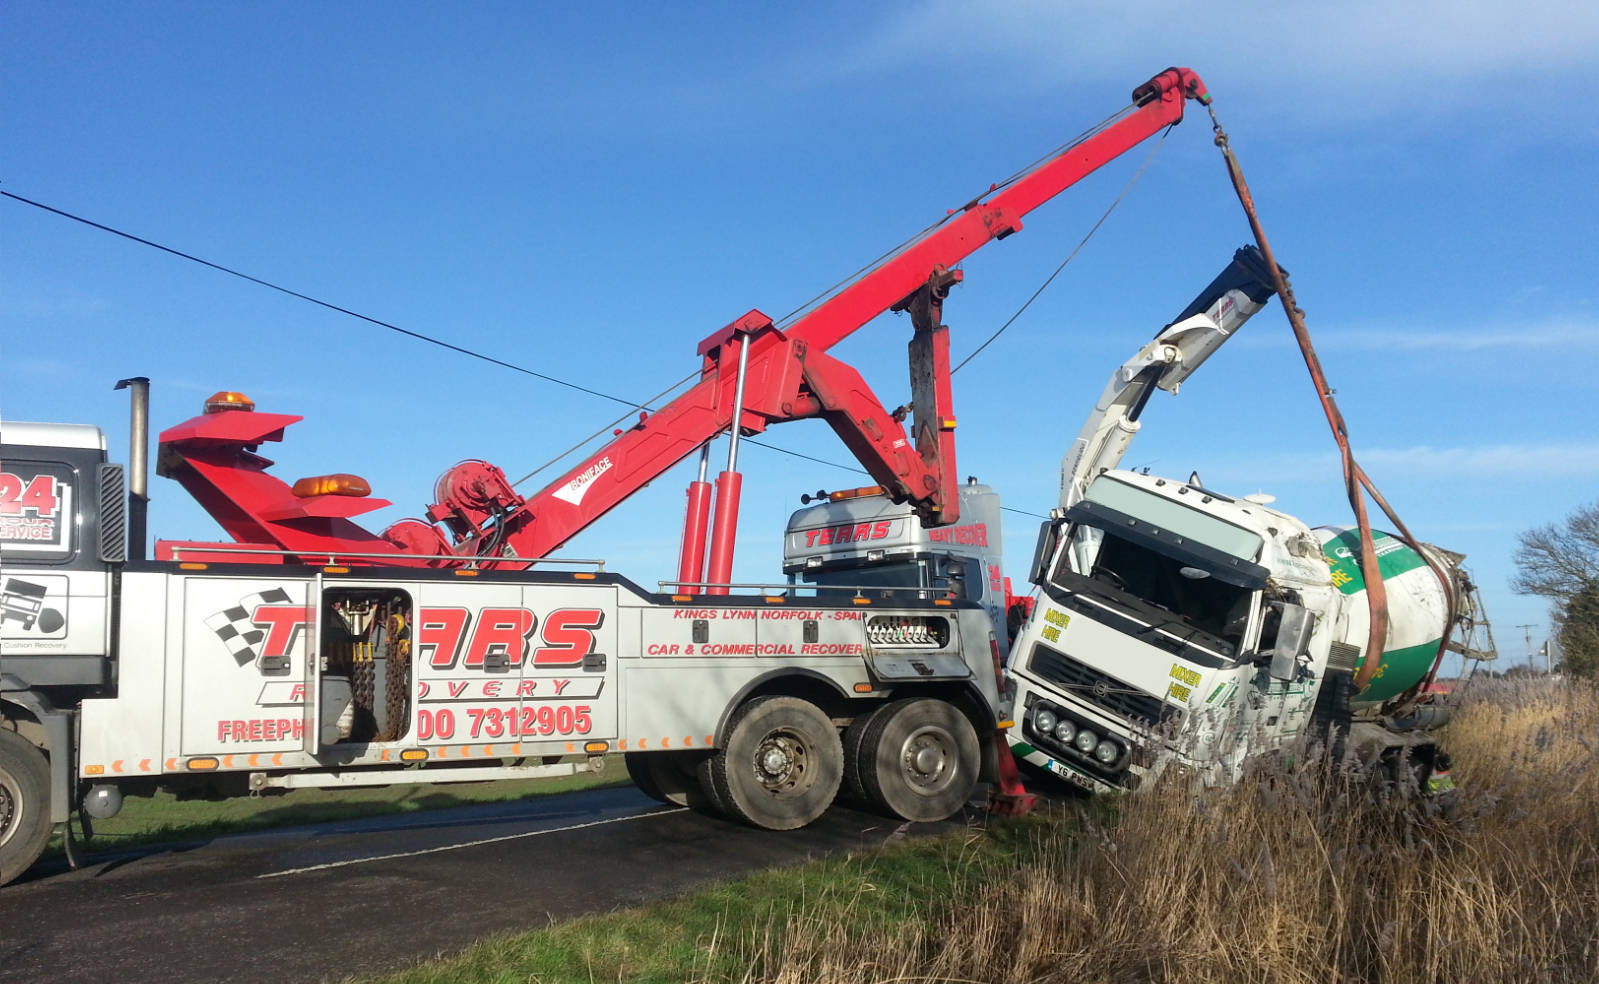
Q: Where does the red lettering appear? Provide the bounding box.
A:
[252,606,310,659]
[418,607,472,669]
[464,608,536,667]
[534,608,603,667]
[820,528,834,545]
[483,680,502,698]
[516,680,536,697]
[872,521,890,539]
[805,530,821,547]
[448,680,469,698]
[289,683,305,702]
[0,473,61,517]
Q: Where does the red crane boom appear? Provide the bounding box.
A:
[156,69,1210,584]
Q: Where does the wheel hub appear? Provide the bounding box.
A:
[754,733,806,789]
[0,773,18,848]
[901,727,954,791]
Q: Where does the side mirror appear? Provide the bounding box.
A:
[1269,603,1316,682]
[1029,519,1063,586]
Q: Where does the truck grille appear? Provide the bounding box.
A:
[1027,644,1181,727]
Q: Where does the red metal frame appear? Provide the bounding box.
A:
[153,68,1209,572]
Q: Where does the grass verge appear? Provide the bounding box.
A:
[355,808,1080,984]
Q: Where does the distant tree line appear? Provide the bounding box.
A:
[1513,500,1599,678]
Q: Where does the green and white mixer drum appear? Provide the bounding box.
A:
[1316,527,1451,705]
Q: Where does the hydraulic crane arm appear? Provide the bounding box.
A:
[412,68,1213,570]
[152,69,1212,574]
[1059,245,1278,510]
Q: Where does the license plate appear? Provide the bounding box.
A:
[1045,758,1095,790]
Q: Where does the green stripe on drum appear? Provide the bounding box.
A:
[1322,528,1429,596]
[1355,638,1442,703]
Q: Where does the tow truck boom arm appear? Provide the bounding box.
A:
[156,69,1212,571]
[420,68,1212,566]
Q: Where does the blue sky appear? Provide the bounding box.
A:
[5,2,1596,674]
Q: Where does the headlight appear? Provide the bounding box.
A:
[1034,707,1058,735]
[1073,728,1098,754]
[1053,719,1077,744]
[1094,739,1119,764]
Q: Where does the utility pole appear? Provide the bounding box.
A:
[1516,624,1536,671]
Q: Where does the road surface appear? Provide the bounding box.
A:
[0,786,971,983]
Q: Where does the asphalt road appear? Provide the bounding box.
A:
[0,786,971,983]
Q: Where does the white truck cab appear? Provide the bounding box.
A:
[1009,470,1339,790]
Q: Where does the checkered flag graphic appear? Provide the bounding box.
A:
[206,588,295,665]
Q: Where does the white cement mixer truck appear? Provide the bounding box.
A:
[1005,247,1479,793]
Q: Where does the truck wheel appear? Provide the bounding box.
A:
[624,752,668,803]
[0,729,52,887]
[840,704,890,804]
[630,751,713,809]
[707,696,842,831]
[859,699,979,822]
[694,754,736,819]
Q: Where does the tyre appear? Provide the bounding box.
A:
[707,696,843,831]
[858,698,979,822]
[694,754,736,819]
[632,751,714,809]
[624,751,668,803]
[0,728,52,887]
[840,703,890,805]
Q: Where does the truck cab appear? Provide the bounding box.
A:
[1007,469,1343,792]
[781,479,1010,654]
[1,422,124,690]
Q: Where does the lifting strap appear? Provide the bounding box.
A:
[1206,105,1456,708]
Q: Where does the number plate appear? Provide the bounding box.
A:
[1045,758,1096,790]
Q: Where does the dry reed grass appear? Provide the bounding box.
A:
[703,676,1599,984]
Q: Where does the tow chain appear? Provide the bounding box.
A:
[1206,104,1455,706]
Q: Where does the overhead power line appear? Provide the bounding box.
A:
[0,190,649,410]
[4,171,1127,519]
[0,189,857,479]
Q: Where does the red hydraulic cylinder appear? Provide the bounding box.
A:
[677,478,713,593]
[704,471,742,595]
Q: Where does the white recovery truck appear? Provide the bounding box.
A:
[0,393,1008,886]
[1005,247,1479,793]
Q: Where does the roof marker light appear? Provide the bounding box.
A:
[829,485,885,502]
[204,391,255,414]
[291,474,371,498]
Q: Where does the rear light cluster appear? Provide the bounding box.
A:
[1027,700,1127,770]
[866,614,950,648]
